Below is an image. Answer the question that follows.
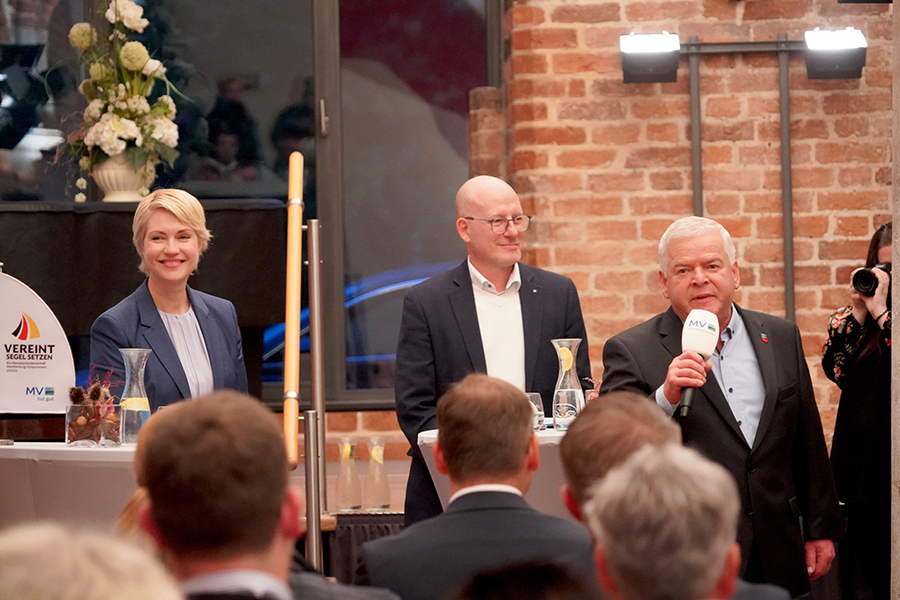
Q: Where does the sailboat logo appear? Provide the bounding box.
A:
[11,313,41,340]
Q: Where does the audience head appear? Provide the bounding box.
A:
[132,188,211,275]
[560,391,681,516]
[583,444,741,600]
[0,522,182,600]
[453,562,603,600]
[436,373,537,486]
[140,390,300,565]
[454,176,526,277]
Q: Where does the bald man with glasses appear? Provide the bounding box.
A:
[395,175,592,525]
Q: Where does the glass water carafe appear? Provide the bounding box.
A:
[363,436,391,512]
[335,437,362,512]
[119,348,151,444]
[551,338,584,430]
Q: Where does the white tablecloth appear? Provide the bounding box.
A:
[0,441,411,530]
[417,428,572,520]
[0,442,138,530]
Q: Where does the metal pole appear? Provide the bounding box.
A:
[303,410,323,569]
[307,219,327,510]
[688,36,703,216]
[778,33,796,322]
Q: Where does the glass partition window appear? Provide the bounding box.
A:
[340,0,487,389]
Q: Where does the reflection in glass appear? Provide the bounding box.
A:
[341,0,487,389]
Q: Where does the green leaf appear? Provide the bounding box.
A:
[124,146,150,170]
[156,145,179,168]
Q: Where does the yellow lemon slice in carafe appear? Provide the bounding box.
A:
[557,347,574,372]
[121,397,150,412]
[371,445,384,464]
[342,442,352,462]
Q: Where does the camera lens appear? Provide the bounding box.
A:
[852,269,879,297]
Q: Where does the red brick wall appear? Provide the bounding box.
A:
[500,0,893,440]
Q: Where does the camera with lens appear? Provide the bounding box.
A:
[852,262,891,297]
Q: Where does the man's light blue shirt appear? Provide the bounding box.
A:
[655,306,766,446]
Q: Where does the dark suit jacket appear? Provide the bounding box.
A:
[732,579,791,600]
[355,491,596,600]
[90,280,248,411]
[395,260,591,523]
[599,306,842,598]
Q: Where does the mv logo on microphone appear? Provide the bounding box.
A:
[687,319,718,333]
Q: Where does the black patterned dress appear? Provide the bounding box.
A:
[822,306,890,600]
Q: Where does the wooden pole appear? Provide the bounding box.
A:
[283,152,303,468]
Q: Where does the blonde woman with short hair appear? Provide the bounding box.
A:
[90,189,247,410]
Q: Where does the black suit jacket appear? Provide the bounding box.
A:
[395,261,591,523]
[355,491,596,600]
[599,306,842,597]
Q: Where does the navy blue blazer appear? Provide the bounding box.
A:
[89,280,248,410]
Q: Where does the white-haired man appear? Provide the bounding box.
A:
[584,444,741,600]
[599,216,842,598]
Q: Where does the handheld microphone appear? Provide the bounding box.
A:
[675,309,719,418]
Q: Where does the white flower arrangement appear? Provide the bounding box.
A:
[66,0,180,180]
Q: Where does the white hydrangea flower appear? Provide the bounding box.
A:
[126,95,151,114]
[105,0,149,33]
[84,112,142,156]
[148,117,179,147]
[76,177,87,190]
[75,193,87,203]
[156,95,176,117]
[83,99,105,123]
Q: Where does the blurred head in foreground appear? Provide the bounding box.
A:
[0,521,182,600]
[583,444,741,600]
[435,373,538,493]
[559,390,680,519]
[138,390,302,580]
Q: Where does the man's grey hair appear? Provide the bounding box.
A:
[0,522,182,600]
[658,217,735,273]
[583,444,739,600]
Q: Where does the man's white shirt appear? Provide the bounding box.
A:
[468,258,526,392]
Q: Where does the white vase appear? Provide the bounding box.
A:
[91,153,150,202]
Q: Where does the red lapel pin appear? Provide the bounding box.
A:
[760,333,769,344]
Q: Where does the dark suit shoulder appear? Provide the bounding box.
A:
[607,310,670,344]
[405,261,466,297]
[731,578,791,600]
[735,306,799,335]
[518,263,575,286]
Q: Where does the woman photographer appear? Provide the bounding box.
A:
[822,222,890,600]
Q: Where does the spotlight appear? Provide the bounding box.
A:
[804,28,867,80]
[619,31,680,84]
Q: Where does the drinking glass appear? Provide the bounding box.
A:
[525,393,545,431]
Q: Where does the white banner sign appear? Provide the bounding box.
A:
[1,272,74,413]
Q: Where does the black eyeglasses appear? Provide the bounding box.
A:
[463,215,532,234]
